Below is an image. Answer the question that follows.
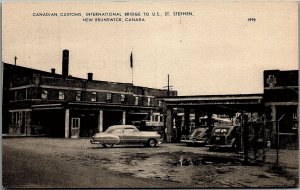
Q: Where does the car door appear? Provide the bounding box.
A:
[123,127,141,144]
[112,128,125,144]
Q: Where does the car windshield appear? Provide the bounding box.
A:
[191,130,203,137]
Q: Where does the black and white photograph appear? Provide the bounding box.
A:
[2,1,299,188]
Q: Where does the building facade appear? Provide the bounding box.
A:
[162,70,298,142]
[263,70,298,135]
[3,50,177,138]
[2,50,297,141]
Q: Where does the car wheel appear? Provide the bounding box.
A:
[147,139,157,147]
[187,143,193,147]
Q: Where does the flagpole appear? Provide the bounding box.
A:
[132,66,133,84]
[130,52,133,84]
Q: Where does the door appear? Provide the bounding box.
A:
[122,127,141,144]
[71,118,80,138]
[80,113,98,137]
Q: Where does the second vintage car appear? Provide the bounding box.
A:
[206,125,239,151]
[90,125,162,148]
[180,127,210,146]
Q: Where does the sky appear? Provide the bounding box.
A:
[2,1,298,95]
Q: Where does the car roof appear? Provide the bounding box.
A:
[212,125,236,130]
[107,125,136,129]
[193,127,209,131]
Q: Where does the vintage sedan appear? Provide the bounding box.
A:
[90,125,162,148]
[206,125,239,151]
[180,127,210,146]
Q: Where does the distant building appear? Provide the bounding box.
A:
[263,70,298,133]
[161,70,298,142]
[3,50,177,138]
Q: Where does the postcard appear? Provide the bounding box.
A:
[2,1,298,188]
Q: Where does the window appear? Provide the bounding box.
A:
[147,98,151,106]
[293,112,298,120]
[135,97,139,105]
[71,118,80,128]
[41,90,48,99]
[25,89,28,99]
[91,92,97,102]
[124,128,138,133]
[16,89,26,100]
[106,128,123,134]
[121,94,126,102]
[11,112,22,125]
[107,93,112,101]
[159,101,162,107]
[76,91,81,101]
[14,91,17,100]
[266,75,277,87]
[59,91,65,100]
[152,113,160,122]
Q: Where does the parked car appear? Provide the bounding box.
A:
[90,125,162,148]
[180,127,210,146]
[206,125,239,151]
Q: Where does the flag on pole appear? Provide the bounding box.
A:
[130,52,133,69]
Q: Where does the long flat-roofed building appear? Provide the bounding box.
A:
[3,50,177,138]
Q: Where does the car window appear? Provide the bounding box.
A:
[114,129,124,133]
[193,131,202,137]
[213,128,229,135]
[106,128,123,134]
[190,128,205,136]
[124,128,138,133]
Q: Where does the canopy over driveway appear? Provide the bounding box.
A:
[160,94,264,142]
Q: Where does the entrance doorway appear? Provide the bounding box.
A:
[32,110,65,137]
[103,111,123,131]
[80,112,98,137]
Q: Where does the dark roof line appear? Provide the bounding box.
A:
[2,62,168,92]
[159,93,263,99]
[264,69,298,72]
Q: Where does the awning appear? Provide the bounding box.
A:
[31,104,63,110]
[127,112,149,115]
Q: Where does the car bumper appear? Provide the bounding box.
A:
[206,144,232,148]
[180,139,206,144]
[157,139,162,144]
[90,139,101,144]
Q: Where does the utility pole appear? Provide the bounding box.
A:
[163,74,173,97]
[14,56,17,65]
[167,74,170,96]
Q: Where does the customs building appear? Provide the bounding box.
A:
[3,50,177,138]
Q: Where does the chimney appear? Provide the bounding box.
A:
[62,49,69,78]
[88,73,93,81]
[51,68,56,74]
